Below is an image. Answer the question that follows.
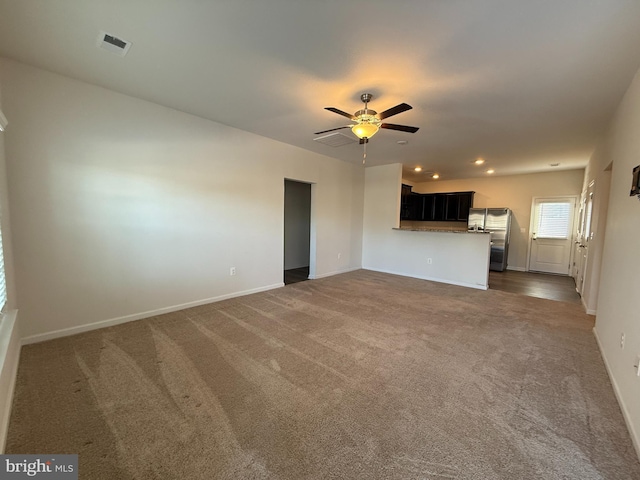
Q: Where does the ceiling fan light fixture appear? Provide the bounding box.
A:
[319,94,417,157]
[352,122,379,139]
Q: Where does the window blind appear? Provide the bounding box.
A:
[0,226,5,312]
[537,202,571,239]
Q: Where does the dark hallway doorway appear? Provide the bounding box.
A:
[284,180,311,285]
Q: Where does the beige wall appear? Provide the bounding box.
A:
[592,66,640,457]
[411,170,585,271]
[0,58,364,341]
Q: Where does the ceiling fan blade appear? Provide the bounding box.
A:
[380,123,420,133]
[325,107,356,120]
[314,126,351,135]
[378,103,412,120]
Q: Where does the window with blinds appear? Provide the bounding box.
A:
[0,111,6,312]
[536,202,572,239]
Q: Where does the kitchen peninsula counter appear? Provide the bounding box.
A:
[392,227,490,234]
[364,226,492,290]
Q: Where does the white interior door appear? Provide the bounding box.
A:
[573,192,587,285]
[577,186,594,294]
[529,197,577,275]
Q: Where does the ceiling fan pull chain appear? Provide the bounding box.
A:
[363,141,367,164]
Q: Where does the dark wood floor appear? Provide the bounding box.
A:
[284,267,581,304]
[489,270,582,305]
[284,266,309,285]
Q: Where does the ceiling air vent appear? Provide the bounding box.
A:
[313,132,357,147]
[97,31,132,57]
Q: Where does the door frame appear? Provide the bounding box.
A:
[525,195,579,274]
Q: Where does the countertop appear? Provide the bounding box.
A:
[393,227,489,233]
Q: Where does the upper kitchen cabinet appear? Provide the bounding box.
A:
[456,192,474,221]
[401,190,474,222]
[445,191,474,221]
[400,184,414,220]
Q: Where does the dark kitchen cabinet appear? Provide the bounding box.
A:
[402,190,474,222]
[443,192,474,221]
[405,193,436,221]
[456,192,473,221]
[444,194,459,221]
[422,194,436,220]
[400,184,414,220]
[402,193,425,221]
[433,194,446,221]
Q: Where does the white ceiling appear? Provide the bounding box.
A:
[1,0,640,182]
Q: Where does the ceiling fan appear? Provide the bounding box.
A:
[315,93,419,152]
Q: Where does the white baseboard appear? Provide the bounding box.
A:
[593,327,640,461]
[363,268,488,290]
[309,266,361,280]
[22,283,284,345]
[506,266,526,272]
[0,310,21,453]
[582,297,596,315]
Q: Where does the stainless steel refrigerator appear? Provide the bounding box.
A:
[467,208,512,272]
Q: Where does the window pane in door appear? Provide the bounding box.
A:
[537,202,571,239]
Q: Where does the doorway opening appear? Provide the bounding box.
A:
[284,179,311,285]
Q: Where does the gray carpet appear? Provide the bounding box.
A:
[6,270,640,479]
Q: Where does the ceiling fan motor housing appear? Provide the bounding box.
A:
[354,109,378,119]
[360,93,373,103]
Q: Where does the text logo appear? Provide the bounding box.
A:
[0,455,77,479]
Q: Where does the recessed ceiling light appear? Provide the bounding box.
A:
[474,158,485,165]
[550,163,560,167]
[432,173,440,179]
[486,169,495,174]
[414,167,422,172]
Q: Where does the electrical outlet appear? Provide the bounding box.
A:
[230,267,236,276]
[427,258,433,264]
[621,333,625,349]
